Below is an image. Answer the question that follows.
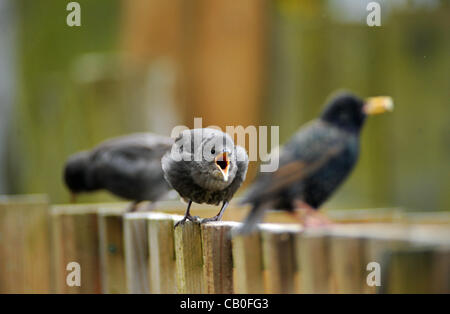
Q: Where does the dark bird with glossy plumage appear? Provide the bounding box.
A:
[237,92,393,234]
[162,128,249,227]
[64,133,174,211]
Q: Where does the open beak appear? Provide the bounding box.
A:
[215,152,230,182]
[363,96,394,115]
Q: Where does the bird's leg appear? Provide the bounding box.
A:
[292,200,333,227]
[70,193,77,204]
[174,200,201,228]
[201,201,229,223]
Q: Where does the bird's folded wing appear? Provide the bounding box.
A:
[266,145,343,194]
[90,137,172,183]
[242,121,349,203]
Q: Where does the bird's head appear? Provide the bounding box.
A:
[189,129,238,190]
[320,92,393,132]
[63,151,91,194]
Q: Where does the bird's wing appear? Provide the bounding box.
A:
[241,120,350,204]
[89,133,173,184]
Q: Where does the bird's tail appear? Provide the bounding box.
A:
[233,203,266,236]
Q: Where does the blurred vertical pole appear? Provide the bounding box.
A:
[267,1,333,141]
[13,0,120,203]
[384,6,450,211]
[120,0,183,136]
[180,0,267,129]
[0,0,16,193]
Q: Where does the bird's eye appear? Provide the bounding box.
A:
[211,148,216,155]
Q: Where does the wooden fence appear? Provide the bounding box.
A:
[0,195,449,293]
[0,195,51,293]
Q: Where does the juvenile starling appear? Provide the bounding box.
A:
[237,92,394,234]
[161,128,249,227]
[64,133,174,211]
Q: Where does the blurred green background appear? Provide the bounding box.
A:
[0,0,449,210]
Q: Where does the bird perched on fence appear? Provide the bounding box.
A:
[236,92,394,234]
[162,128,249,228]
[64,133,174,211]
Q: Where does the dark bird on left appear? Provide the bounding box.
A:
[63,133,174,211]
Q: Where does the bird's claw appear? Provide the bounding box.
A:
[201,216,221,224]
[174,215,201,228]
[189,215,201,223]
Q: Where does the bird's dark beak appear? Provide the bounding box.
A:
[215,152,230,181]
[363,96,394,115]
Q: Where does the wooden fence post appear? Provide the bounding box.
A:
[380,245,450,293]
[0,195,50,293]
[295,229,332,293]
[174,220,204,293]
[51,204,104,293]
[201,221,237,294]
[98,207,127,294]
[147,213,180,293]
[362,225,411,293]
[123,212,151,294]
[330,234,365,293]
[328,226,379,294]
[261,224,302,294]
[431,248,450,293]
[231,230,265,293]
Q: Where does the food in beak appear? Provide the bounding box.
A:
[215,152,230,181]
[363,96,394,115]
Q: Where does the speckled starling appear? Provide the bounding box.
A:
[237,92,393,233]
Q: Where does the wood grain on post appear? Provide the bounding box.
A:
[379,245,449,293]
[0,195,50,293]
[201,221,237,294]
[363,224,450,294]
[295,229,332,293]
[260,224,302,294]
[341,224,449,294]
[231,230,264,293]
[98,207,127,294]
[326,224,412,294]
[174,220,204,293]
[431,248,450,293]
[51,204,112,293]
[147,213,179,293]
[123,212,151,294]
[327,226,368,294]
[330,236,365,293]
